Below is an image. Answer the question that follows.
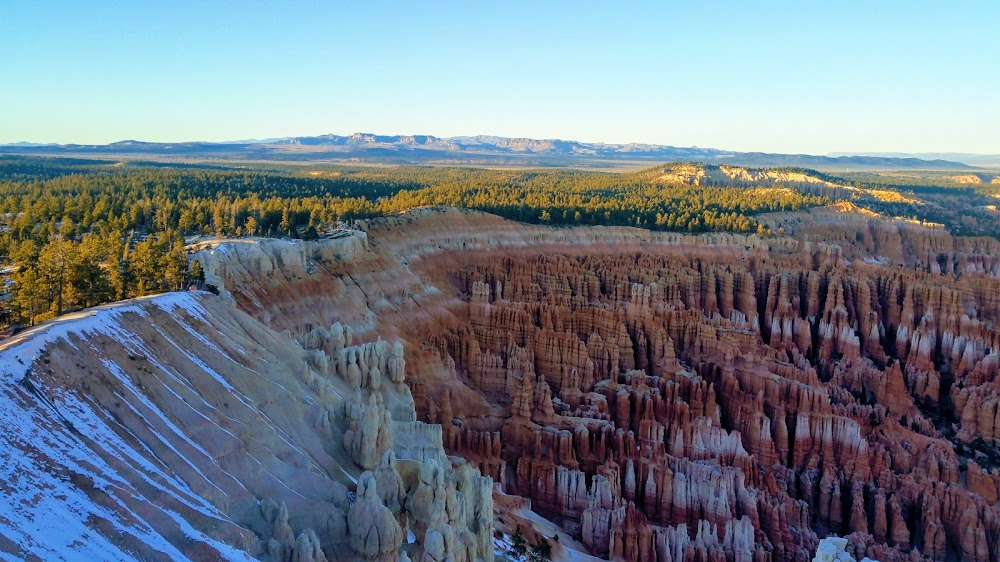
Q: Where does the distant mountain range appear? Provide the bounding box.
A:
[827,152,1000,168]
[0,133,979,170]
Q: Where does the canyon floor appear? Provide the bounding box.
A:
[3,206,1000,562]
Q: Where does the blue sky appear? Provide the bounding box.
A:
[1,1,997,154]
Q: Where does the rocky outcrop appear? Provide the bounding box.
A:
[293,529,329,562]
[349,471,406,561]
[813,536,873,562]
[344,392,395,471]
[375,450,408,514]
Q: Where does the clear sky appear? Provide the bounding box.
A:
[2,1,997,154]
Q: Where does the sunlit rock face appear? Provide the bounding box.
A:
[5,206,1000,561]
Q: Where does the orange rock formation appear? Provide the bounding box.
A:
[186,207,1000,561]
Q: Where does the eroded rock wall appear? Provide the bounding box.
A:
[188,208,1000,562]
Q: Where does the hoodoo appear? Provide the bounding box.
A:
[4,207,1000,561]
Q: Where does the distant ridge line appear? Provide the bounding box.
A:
[0,132,977,170]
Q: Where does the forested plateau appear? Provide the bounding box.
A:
[2,156,997,329]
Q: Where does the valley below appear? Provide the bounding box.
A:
[4,205,1000,562]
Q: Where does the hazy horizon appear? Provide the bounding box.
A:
[2,1,998,154]
[6,131,1000,161]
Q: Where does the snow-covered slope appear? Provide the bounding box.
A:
[0,294,266,559]
[0,249,496,562]
[0,285,470,561]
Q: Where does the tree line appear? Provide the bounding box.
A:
[3,225,203,327]
[0,156,833,327]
